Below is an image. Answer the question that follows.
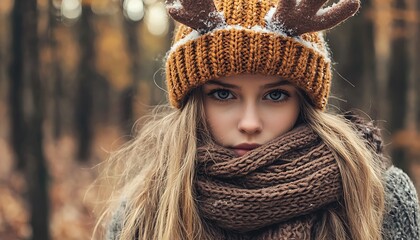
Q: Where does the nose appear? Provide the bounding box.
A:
[238,103,262,135]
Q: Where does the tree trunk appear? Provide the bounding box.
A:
[10,0,25,170]
[49,0,63,140]
[9,0,50,239]
[389,0,409,172]
[328,0,376,113]
[0,7,10,104]
[121,16,142,134]
[75,5,95,161]
[372,0,393,124]
[405,0,418,133]
[402,0,418,171]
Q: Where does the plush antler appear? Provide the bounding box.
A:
[165,0,225,33]
[270,0,360,36]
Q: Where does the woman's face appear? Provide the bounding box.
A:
[203,74,300,157]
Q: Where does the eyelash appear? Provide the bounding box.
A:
[264,89,290,102]
[206,88,291,102]
[207,88,235,102]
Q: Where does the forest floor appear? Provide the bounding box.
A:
[1,122,420,240]
[0,124,125,240]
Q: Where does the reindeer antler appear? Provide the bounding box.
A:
[270,0,360,36]
[165,0,226,33]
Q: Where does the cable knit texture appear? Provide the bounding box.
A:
[105,118,420,239]
[195,125,341,237]
[105,167,420,240]
[166,0,332,109]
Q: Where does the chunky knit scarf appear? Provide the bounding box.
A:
[195,125,342,239]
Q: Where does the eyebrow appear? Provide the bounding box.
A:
[206,79,291,89]
[206,80,239,89]
[263,80,292,88]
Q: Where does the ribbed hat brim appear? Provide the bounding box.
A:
[166,28,331,109]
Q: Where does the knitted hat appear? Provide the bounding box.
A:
[164,0,360,110]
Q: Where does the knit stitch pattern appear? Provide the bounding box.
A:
[165,0,331,109]
[196,125,340,233]
[105,157,420,240]
[382,166,420,239]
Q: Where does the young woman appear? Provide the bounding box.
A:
[97,0,420,239]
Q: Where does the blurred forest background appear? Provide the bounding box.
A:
[0,0,420,239]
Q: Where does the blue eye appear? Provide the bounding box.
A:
[210,89,234,100]
[265,90,289,101]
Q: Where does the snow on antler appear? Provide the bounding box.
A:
[269,0,360,36]
[165,0,226,33]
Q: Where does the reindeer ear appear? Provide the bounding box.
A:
[269,0,360,36]
[165,0,226,33]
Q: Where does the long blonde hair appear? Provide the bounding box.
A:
[94,90,385,240]
[299,97,385,239]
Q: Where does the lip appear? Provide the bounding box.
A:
[233,143,261,150]
[231,143,261,156]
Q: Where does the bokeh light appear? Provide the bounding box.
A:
[123,0,145,22]
[145,2,168,36]
[61,0,82,20]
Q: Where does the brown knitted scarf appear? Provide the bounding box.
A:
[195,125,343,239]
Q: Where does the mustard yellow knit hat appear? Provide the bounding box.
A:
[165,0,360,110]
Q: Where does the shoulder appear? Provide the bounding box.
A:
[105,200,126,240]
[382,166,420,239]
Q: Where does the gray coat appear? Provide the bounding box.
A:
[382,166,420,239]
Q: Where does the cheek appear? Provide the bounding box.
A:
[204,104,238,142]
[264,103,300,136]
[205,104,227,140]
